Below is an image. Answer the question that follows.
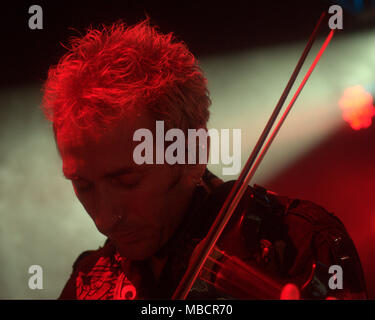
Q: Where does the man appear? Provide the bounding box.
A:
[42,20,367,299]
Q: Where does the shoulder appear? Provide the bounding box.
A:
[248,184,367,299]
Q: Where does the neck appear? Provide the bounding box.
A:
[149,255,169,281]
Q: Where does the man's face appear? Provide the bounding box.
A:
[57,113,196,260]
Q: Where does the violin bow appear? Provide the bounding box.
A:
[172,11,336,300]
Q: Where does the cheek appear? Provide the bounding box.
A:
[126,168,186,229]
[123,189,167,227]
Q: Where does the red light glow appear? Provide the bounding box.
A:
[339,85,375,130]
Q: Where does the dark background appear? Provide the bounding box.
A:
[1,0,374,86]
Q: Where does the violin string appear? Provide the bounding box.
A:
[205,251,262,284]
[202,254,253,287]
[206,251,248,277]
[199,264,250,296]
[199,266,261,298]
[201,259,255,292]
[200,262,282,299]
[200,252,285,299]
[200,258,244,292]
[198,274,231,295]
[209,248,284,292]
[205,253,257,282]
[210,246,271,280]
[201,265,218,277]
[206,255,226,268]
[211,248,255,276]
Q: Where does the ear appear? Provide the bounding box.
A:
[182,162,207,187]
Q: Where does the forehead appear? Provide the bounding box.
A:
[57,113,155,179]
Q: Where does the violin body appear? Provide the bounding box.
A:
[185,181,367,300]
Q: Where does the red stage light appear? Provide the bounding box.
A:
[339,85,375,130]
